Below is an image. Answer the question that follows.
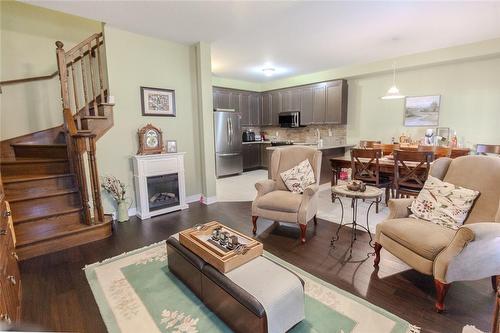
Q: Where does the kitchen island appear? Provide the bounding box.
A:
[265,143,355,184]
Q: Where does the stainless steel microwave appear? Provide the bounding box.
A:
[279,111,304,128]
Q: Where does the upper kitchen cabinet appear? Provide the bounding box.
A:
[261,93,273,126]
[239,92,251,125]
[281,88,301,112]
[300,86,314,125]
[213,87,240,111]
[249,93,261,125]
[270,90,281,125]
[325,80,348,124]
[311,80,348,125]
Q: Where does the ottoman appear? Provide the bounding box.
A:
[166,235,305,333]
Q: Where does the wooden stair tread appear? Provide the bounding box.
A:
[11,143,67,147]
[8,188,79,203]
[0,157,68,164]
[14,207,83,224]
[2,173,75,184]
[80,116,107,119]
[16,218,113,248]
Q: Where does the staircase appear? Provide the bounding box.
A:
[0,33,114,260]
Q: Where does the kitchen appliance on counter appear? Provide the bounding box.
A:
[214,110,243,177]
[254,134,262,141]
[242,129,255,142]
[278,111,305,128]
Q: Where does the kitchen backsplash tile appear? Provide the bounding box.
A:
[242,124,346,144]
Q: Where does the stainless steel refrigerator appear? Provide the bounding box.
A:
[214,109,243,177]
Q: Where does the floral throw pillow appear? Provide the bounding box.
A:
[280,159,316,193]
[410,175,479,229]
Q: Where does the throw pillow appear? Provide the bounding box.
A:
[280,159,316,193]
[410,175,479,229]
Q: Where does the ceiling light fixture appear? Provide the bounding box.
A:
[262,67,275,77]
[381,63,405,100]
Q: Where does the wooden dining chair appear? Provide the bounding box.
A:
[359,140,381,149]
[351,148,392,213]
[393,149,434,198]
[373,143,399,156]
[476,144,500,155]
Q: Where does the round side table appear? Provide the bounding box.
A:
[330,184,383,257]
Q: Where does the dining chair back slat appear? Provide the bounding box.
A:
[394,149,434,198]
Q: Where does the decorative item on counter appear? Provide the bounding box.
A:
[137,124,164,155]
[101,176,130,222]
[166,140,177,153]
[346,180,367,192]
[424,129,435,145]
[435,127,450,146]
[339,168,349,181]
[450,131,458,148]
[140,86,176,117]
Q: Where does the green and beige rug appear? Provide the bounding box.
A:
[85,241,420,333]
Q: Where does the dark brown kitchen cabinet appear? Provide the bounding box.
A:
[260,143,271,169]
[239,92,251,125]
[270,91,281,126]
[213,88,240,111]
[242,144,261,170]
[325,80,348,124]
[261,93,272,126]
[300,87,314,125]
[312,83,327,123]
[213,79,347,126]
[249,93,261,126]
[281,89,301,112]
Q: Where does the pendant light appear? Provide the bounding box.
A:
[381,63,405,100]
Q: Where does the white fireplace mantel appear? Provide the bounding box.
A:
[132,153,188,220]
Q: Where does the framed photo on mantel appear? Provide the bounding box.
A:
[140,86,176,117]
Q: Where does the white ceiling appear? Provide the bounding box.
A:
[26,1,500,82]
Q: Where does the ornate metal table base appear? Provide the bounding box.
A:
[330,185,383,260]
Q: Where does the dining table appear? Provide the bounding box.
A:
[329,155,432,185]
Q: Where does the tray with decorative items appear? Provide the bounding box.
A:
[179,221,263,273]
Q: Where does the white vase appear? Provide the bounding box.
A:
[117,200,129,222]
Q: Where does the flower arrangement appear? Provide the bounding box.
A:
[101,176,127,202]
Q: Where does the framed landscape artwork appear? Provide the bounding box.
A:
[404,95,441,127]
[140,86,176,117]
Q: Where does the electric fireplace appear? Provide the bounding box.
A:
[133,153,188,219]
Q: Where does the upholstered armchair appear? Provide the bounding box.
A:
[374,155,500,312]
[252,146,322,244]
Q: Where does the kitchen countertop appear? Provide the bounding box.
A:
[266,143,355,151]
[242,141,272,145]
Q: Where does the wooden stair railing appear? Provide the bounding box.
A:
[56,33,109,225]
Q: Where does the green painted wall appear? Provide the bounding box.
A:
[100,26,204,212]
[0,1,102,140]
[346,57,500,146]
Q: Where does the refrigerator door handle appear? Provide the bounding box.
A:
[229,117,233,145]
[226,118,231,145]
[217,153,240,156]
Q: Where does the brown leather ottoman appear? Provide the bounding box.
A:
[166,236,305,333]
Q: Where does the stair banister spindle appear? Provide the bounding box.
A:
[87,42,99,115]
[73,136,92,225]
[79,48,90,116]
[70,61,79,112]
[95,35,105,104]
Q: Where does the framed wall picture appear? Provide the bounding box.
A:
[140,86,176,117]
[166,140,177,153]
[404,95,441,127]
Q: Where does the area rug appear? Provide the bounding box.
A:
[84,241,420,333]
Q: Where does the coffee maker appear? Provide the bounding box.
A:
[242,129,255,142]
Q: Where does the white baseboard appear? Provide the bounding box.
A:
[201,195,217,205]
[186,194,202,204]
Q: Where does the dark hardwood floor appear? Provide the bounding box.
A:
[19,202,494,333]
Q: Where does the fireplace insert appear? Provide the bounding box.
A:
[146,173,180,211]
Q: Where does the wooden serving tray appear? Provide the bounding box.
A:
[179,221,263,273]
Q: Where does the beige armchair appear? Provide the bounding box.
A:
[374,155,500,312]
[252,146,322,244]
